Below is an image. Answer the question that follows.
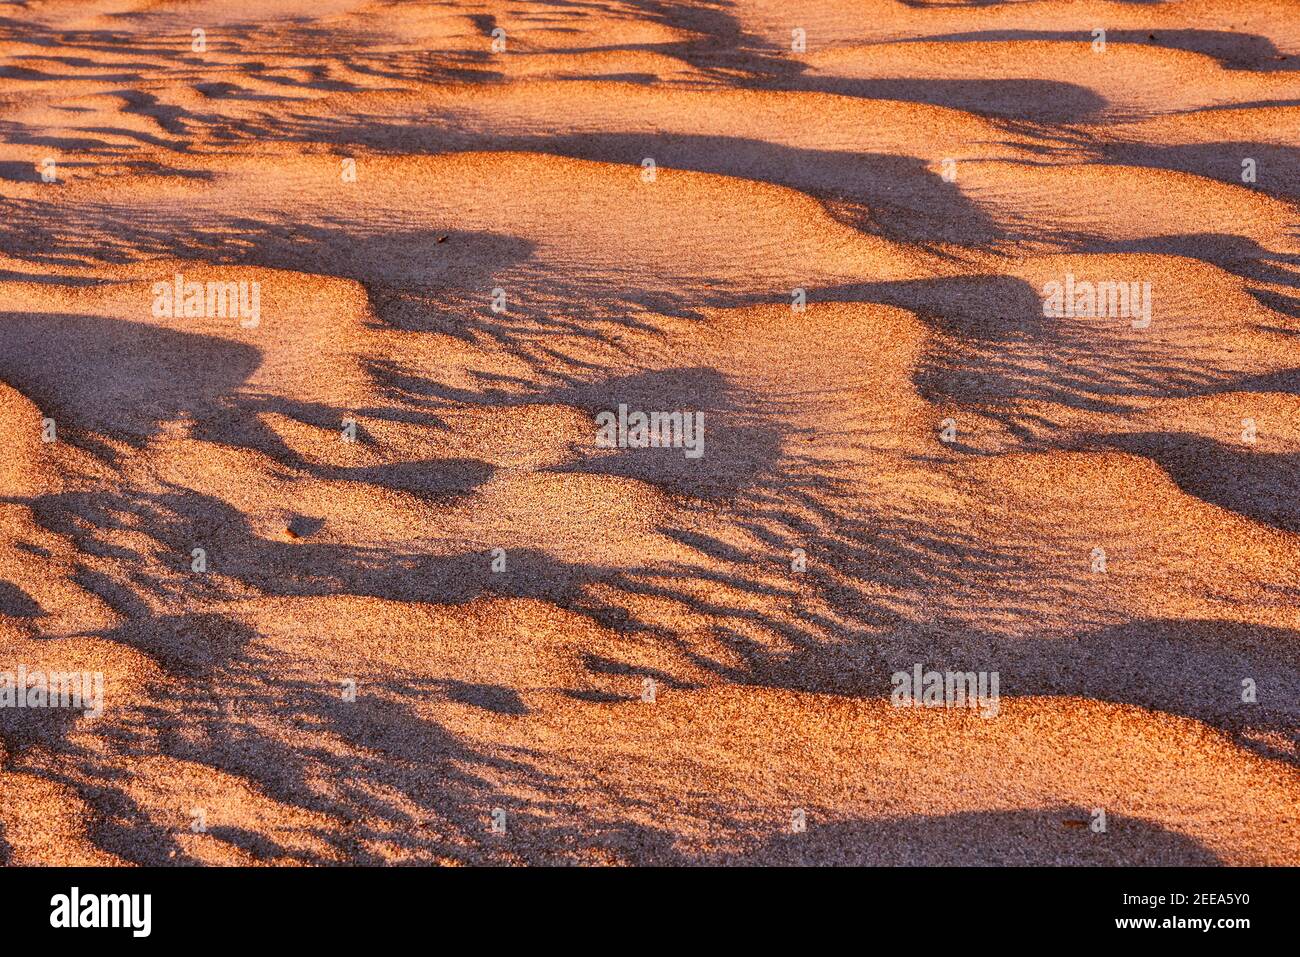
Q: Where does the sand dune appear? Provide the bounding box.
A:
[0,0,1297,866]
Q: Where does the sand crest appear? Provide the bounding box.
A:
[0,0,1296,866]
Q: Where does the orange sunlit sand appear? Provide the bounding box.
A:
[0,0,1297,865]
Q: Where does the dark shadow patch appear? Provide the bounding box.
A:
[0,312,261,444]
[443,681,528,716]
[97,613,261,679]
[795,76,1108,123]
[716,808,1224,866]
[1100,431,1300,534]
[0,580,42,618]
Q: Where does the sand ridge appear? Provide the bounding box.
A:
[0,0,1297,865]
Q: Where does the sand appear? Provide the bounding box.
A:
[0,0,1297,865]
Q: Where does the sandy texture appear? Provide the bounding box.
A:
[0,0,1297,865]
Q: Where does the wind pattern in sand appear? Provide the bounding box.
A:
[0,0,1298,865]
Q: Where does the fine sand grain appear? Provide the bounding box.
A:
[0,0,1297,865]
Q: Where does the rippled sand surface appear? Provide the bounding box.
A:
[0,0,1297,865]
